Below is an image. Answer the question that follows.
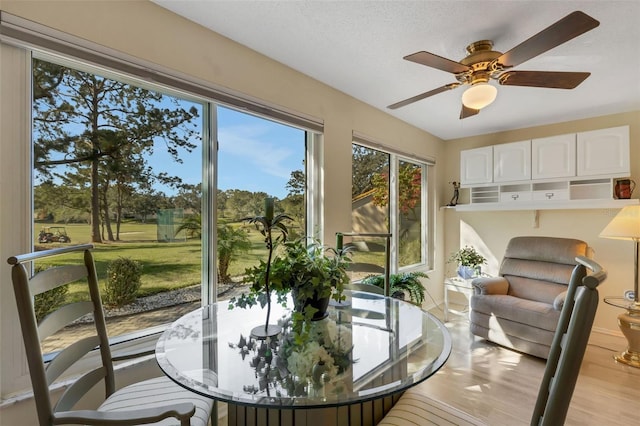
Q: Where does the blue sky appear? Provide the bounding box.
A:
[151,105,305,199]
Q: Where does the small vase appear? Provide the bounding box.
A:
[457,265,476,280]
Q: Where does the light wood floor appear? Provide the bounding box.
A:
[216,305,640,425]
[408,308,639,425]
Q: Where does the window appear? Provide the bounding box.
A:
[216,105,307,289]
[351,143,432,277]
[31,56,312,354]
[32,55,207,352]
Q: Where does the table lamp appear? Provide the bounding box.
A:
[599,204,640,367]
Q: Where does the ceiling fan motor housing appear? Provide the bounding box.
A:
[458,40,504,85]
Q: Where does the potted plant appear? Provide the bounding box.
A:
[448,245,486,279]
[360,271,428,305]
[230,222,351,338]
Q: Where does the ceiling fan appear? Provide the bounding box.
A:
[388,11,600,119]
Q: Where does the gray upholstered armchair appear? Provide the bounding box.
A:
[469,236,589,359]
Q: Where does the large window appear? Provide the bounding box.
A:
[32,56,207,352]
[31,55,310,353]
[351,143,431,277]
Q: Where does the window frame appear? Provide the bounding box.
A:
[351,140,435,274]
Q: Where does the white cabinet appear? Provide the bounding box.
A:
[493,140,531,182]
[460,146,492,185]
[532,134,576,179]
[577,126,630,177]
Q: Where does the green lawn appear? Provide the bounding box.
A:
[35,221,384,305]
[35,221,270,303]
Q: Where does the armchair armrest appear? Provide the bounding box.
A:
[553,290,568,311]
[472,276,509,295]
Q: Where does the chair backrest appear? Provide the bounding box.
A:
[8,244,115,426]
[500,236,588,303]
[530,255,607,426]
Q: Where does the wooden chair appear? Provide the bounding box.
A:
[8,244,213,426]
[530,255,607,426]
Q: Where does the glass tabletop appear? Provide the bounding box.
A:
[156,290,451,408]
[604,296,640,313]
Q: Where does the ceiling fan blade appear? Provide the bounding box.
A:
[387,83,460,109]
[460,105,480,119]
[498,71,591,89]
[404,51,471,74]
[497,11,599,68]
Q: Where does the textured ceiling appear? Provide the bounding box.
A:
[153,1,640,140]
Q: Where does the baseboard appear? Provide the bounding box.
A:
[590,326,625,350]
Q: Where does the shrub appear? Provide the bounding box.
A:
[104,257,142,307]
[34,265,68,322]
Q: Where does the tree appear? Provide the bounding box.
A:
[371,163,421,218]
[217,223,251,283]
[32,58,200,242]
[176,215,251,283]
[286,170,305,196]
[352,145,388,197]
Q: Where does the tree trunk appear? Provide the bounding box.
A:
[90,156,102,243]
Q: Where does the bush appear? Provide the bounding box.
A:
[104,257,142,307]
[34,265,68,322]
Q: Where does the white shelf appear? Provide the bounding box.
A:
[454,198,639,212]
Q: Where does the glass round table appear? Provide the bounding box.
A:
[156,290,451,419]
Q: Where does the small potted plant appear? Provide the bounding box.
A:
[360,271,428,305]
[448,246,486,279]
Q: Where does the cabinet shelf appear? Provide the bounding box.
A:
[454,198,639,212]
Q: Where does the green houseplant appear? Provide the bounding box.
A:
[448,245,486,279]
[229,199,351,338]
[233,237,351,328]
[360,271,428,305]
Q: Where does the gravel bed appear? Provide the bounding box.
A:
[101,282,246,319]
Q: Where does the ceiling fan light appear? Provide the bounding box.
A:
[462,83,497,110]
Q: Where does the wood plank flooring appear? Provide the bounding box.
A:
[408,308,639,425]
[216,305,640,425]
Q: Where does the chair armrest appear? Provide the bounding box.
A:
[54,402,195,425]
[553,290,568,311]
[472,277,509,295]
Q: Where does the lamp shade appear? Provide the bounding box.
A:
[461,83,497,110]
[599,205,640,240]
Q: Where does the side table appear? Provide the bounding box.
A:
[604,297,640,368]
[443,276,475,322]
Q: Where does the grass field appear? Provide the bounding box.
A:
[35,221,270,303]
[34,221,388,305]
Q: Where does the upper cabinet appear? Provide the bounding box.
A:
[493,140,531,182]
[456,125,635,211]
[460,146,493,185]
[577,126,630,177]
[532,134,576,180]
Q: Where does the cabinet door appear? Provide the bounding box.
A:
[460,146,492,185]
[577,126,630,177]
[493,140,531,182]
[532,134,576,180]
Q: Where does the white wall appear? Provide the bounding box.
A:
[441,111,640,337]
